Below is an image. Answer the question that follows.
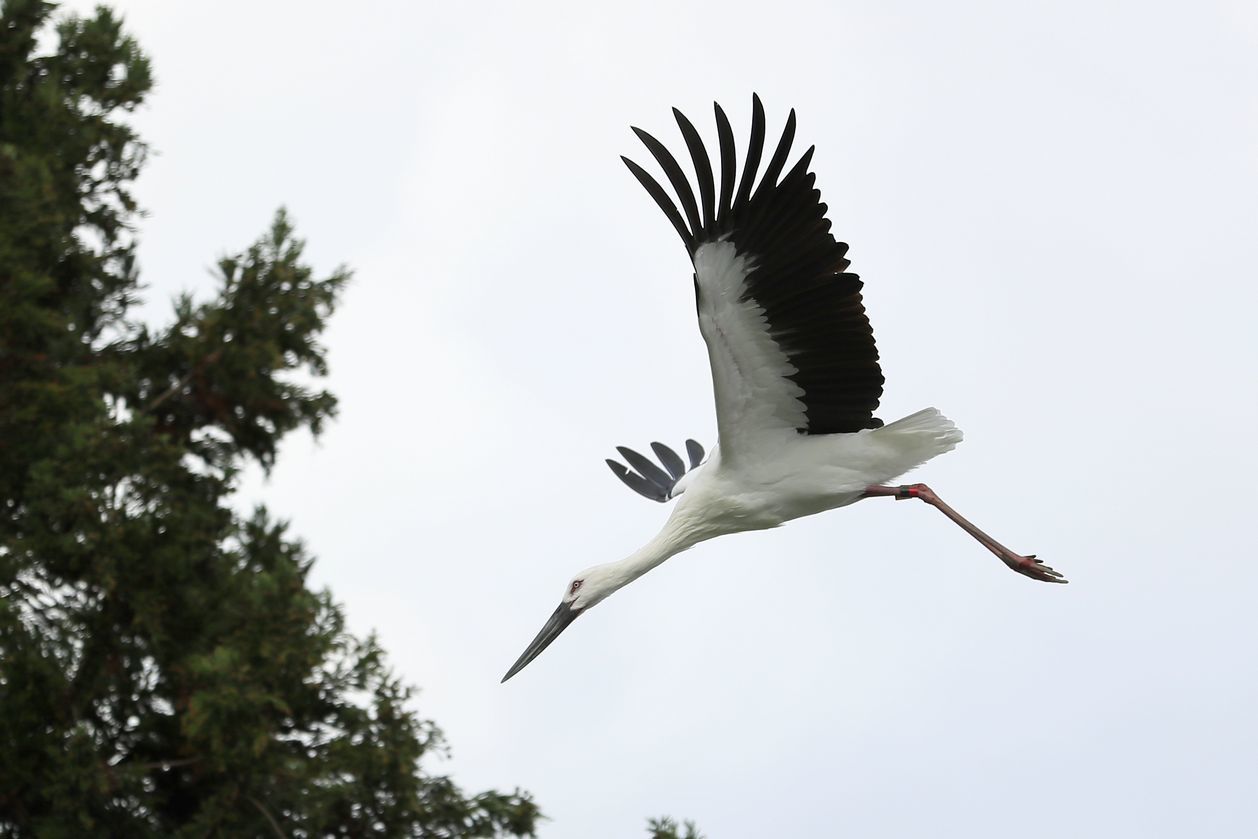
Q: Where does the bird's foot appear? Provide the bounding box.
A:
[1002,552,1067,584]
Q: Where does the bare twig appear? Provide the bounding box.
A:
[143,349,222,414]
[248,795,286,839]
[143,369,196,413]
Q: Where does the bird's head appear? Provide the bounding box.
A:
[500,563,626,683]
[563,563,627,610]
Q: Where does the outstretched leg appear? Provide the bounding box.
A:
[864,483,1067,584]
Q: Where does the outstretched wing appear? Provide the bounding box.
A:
[606,440,705,503]
[622,95,884,462]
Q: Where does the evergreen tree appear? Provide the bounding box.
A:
[647,817,704,839]
[0,2,538,835]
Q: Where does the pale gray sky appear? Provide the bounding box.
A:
[64,1,1258,836]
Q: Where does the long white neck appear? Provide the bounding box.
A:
[596,502,710,600]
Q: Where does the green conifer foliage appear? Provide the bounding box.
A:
[0,3,538,835]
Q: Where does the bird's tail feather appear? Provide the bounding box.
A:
[868,407,963,482]
[881,407,963,441]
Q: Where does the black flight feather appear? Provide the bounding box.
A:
[607,441,706,503]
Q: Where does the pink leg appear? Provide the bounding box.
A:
[863,483,1067,584]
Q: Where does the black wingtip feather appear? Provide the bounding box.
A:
[685,439,705,469]
[606,458,667,502]
[632,126,703,245]
[713,102,737,230]
[622,155,692,250]
[616,445,674,493]
[734,94,767,212]
[753,108,796,202]
[650,441,687,480]
[608,440,706,502]
[673,108,716,232]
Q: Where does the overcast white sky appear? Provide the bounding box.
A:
[61,1,1258,835]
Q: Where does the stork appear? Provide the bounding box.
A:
[502,95,1064,683]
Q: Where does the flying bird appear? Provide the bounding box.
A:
[502,95,1065,683]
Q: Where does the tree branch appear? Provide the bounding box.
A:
[143,349,222,413]
[248,795,286,839]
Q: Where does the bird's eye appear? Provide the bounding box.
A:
[570,580,583,594]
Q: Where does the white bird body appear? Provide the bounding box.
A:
[571,406,963,611]
[502,96,1063,683]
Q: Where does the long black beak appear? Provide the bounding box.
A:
[501,602,583,683]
